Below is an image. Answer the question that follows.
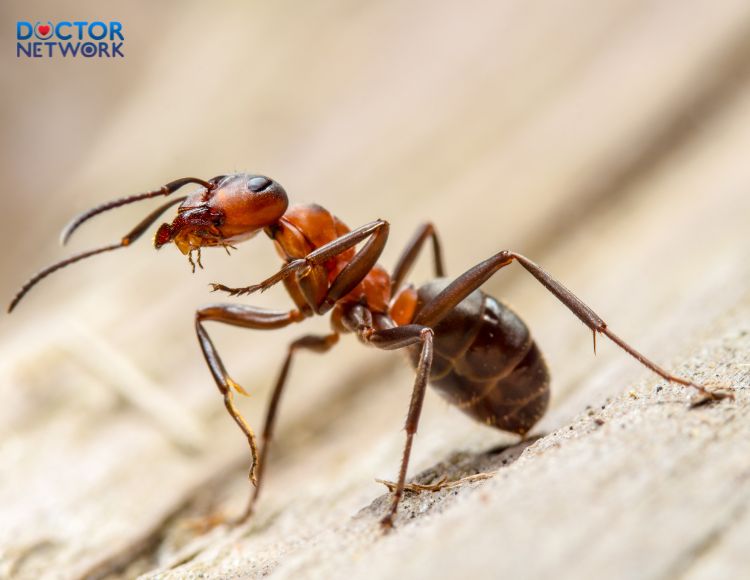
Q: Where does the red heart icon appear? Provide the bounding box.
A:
[38,24,51,36]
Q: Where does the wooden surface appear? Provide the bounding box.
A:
[1,1,749,579]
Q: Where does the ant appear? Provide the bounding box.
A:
[8,173,733,529]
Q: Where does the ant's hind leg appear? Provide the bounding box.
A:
[414,251,732,402]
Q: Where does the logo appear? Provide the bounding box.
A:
[17,21,125,58]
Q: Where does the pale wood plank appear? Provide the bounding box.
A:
[2,1,749,578]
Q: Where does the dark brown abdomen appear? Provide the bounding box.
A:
[410,279,550,436]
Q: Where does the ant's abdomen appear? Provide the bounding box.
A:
[411,280,550,436]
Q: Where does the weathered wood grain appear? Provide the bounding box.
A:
[1,1,749,579]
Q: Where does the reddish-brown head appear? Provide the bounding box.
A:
[155,174,288,254]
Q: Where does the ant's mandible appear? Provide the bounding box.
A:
[8,173,733,529]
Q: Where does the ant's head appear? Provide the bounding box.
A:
[8,173,289,312]
[154,174,288,254]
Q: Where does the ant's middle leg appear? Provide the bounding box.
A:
[236,332,339,524]
[349,316,434,529]
[414,251,732,401]
[195,305,305,490]
[391,222,445,292]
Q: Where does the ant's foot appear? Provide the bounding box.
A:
[690,387,734,408]
[376,477,449,493]
[209,283,262,297]
[379,514,395,531]
[376,471,496,494]
[182,512,228,535]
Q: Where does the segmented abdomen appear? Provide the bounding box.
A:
[410,280,550,436]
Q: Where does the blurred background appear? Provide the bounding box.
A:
[1,1,749,578]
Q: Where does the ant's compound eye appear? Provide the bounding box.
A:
[248,176,272,192]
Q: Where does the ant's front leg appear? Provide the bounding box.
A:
[211,219,389,302]
[195,304,305,492]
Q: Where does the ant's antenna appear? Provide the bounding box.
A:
[8,176,213,312]
[61,177,211,244]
